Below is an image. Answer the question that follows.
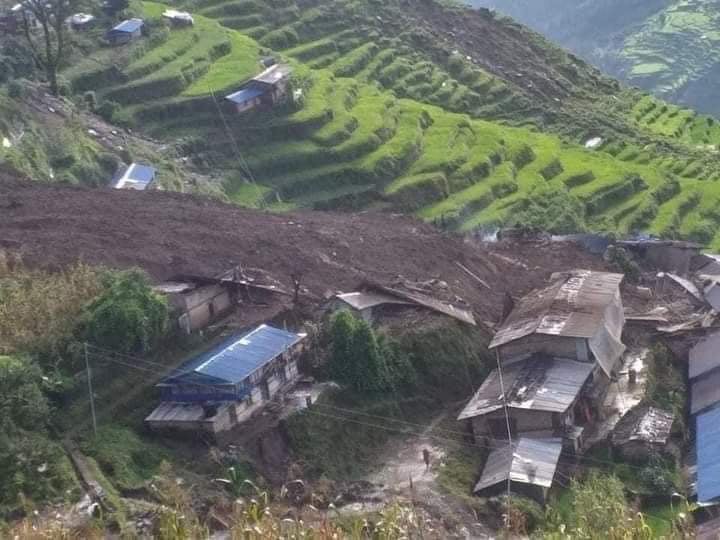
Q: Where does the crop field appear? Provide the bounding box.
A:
[622,0,720,103]
[63,0,720,248]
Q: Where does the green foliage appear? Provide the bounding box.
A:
[512,183,586,233]
[81,269,168,354]
[97,100,120,122]
[645,344,686,436]
[328,311,396,392]
[7,79,24,99]
[543,472,653,539]
[0,356,79,516]
[0,258,104,358]
[604,245,641,281]
[80,425,168,491]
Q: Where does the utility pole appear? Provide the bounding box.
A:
[84,342,97,436]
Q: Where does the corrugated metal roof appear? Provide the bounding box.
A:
[474,438,562,492]
[164,325,304,386]
[611,405,674,445]
[490,270,624,349]
[112,18,143,33]
[225,86,265,105]
[145,401,229,423]
[113,163,156,190]
[252,63,292,85]
[697,407,720,503]
[457,356,593,420]
[690,332,720,380]
[335,291,411,311]
[692,370,720,416]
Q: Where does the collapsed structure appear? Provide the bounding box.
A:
[459,269,626,500]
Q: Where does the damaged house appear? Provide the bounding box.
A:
[154,268,289,333]
[459,270,627,498]
[474,437,563,503]
[458,355,594,452]
[145,324,305,435]
[611,405,675,462]
[489,270,625,380]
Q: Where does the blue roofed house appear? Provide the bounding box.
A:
[145,324,306,434]
[112,163,156,190]
[690,332,720,512]
[107,18,144,45]
[225,64,293,114]
[697,407,720,505]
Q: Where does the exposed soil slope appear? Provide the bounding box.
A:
[0,178,606,323]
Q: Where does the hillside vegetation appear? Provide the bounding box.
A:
[469,0,720,118]
[2,0,719,246]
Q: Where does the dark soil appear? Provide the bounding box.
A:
[0,177,610,325]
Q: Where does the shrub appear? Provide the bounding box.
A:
[327,311,413,392]
[96,100,120,122]
[7,79,24,99]
[83,91,97,111]
[81,270,168,354]
[512,183,586,234]
[56,77,72,97]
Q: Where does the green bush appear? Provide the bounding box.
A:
[0,356,79,516]
[512,183,586,234]
[83,91,97,111]
[96,100,120,122]
[81,270,168,354]
[7,79,24,99]
[259,26,299,49]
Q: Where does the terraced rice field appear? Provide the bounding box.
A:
[65,0,720,248]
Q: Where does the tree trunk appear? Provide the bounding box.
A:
[48,65,58,96]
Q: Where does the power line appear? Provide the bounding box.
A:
[206,84,266,209]
[83,345,666,473]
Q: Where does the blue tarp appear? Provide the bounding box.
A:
[112,18,143,33]
[225,86,265,105]
[697,406,720,503]
[166,325,302,386]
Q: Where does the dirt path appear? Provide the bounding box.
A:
[356,412,493,539]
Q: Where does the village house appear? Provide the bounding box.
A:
[111,162,156,190]
[617,239,702,275]
[473,437,563,503]
[154,276,234,334]
[145,324,306,435]
[330,291,413,323]
[689,331,720,416]
[162,9,193,26]
[225,64,293,114]
[458,355,594,451]
[696,406,720,505]
[610,404,675,462]
[66,12,95,30]
[490,269,625,381]
[107,18,144,45]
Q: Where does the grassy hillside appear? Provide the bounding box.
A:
[469,0,720,118]
[36,0,720,248]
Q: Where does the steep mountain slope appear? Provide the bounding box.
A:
[7,0,720,245]
[468,0,720,117]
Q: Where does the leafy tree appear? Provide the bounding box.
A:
[82,270,168,354]
[327,311,398,392]
[0,356,77,514]
[19,0,78,95]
